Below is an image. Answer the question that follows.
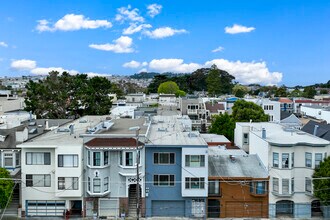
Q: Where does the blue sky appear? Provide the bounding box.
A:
[0,0,329,86]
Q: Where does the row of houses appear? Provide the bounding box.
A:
[1,109,329,219]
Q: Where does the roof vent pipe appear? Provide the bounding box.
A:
[262,128,266,139]
[313,125,319,136]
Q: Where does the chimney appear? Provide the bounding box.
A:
[313,125,319,136]
[262,128,266,139]
[45,119,49,130]
[69,124,74,135]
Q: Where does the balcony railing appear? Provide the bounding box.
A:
[187,109,198,115]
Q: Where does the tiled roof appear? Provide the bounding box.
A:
[85,137,144,148]
[279,98,293,103]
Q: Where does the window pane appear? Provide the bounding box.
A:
[44,153,50,165]
[282,179,289,194]
[153,175,159,186]
[160,153,169,164]
[94,152,101,166]
[282,153,289,168]
[273,153,279,167]
[185,155,190,166]
[154,153,158,164]
[159,175,169,186]
[273,178,279,192]
[58,155,63,167]
[200,155,205,167]
[256,182,265,194]
[170,175,174,186]
[93,178,101,193]
[126,152,133,166]
[26,153,32,165]
[208,180,219,195]
[170,153,175,164]
[305,153,312,167]
[315,153,322,169]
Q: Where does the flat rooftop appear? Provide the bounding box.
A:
[200,133,231,143]
[101,117,148,135]
[209,154,268,178]
[20,115,108,147]
[146,115,207,146]
[237,122,330,146]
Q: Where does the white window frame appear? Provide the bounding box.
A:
[93,178,101,193]
[58,154,78,167]
[305,152,312,168]
[58,177,78,190]
[26,174,51,187]
[26,152,51,165]
[273,177,279,193]
[153,174,175,186]
[185,177,205,189]
[185,155,205,167]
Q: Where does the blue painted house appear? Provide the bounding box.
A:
[145,115,208,218]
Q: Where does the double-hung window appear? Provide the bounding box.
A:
[305,177,312,193]
[256,181,266,194]
[26,174,51,187]
[185,177,205,189]
[58,177,78,190]
[273,177,279,193]
[291,153,294,168]
[153,175,175,186]
[282,153,289,168]
[154,153,175,164]
[93,152,101,166]
[93,178,101,193]
[26,152,50,165]
[4,153,13,167]
[305,152,312,168]
[273,153,279,168]
[282,179,289,194]
[125,152,133,166]
[315,153,322,169]
[104,151,109,166]
[104,177,109,192]
[58,155,78,167]
[185,155,205,167]
[208,180,220,195]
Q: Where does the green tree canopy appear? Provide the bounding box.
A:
[206,64,235,96]
[232,99,269,122]
[25,71,114,118]
[289,88,303,97]
[158,81,180,94]
[209,113,235,141]
[275,86,288,97]
[232,84,249,98]
[313,156,330,205]
[303,86,317,99]
[0,168,14,209]
[147,75,169,93]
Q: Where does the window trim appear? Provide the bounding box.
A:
[282,153,289,169]
[93,178,101,193]
[153,174,175,186]
[104,177,109,192]
[26,152,51,165]
[58,177,79,190]
[153,152,175,165]
[185,177,205,189]
[93,152,101,167]
[185,155,205,167]
[315,153,322,169]
[273,152,279,168]
[26,174,51,187]
[273,177,279,193]
[305,177,312,193]
[305,152,312,168]
[58,154,78,167]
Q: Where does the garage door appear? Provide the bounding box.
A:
[152,200,185,217]
[26,200,65,216]
[225,201,262,218]
[99,199,118,217]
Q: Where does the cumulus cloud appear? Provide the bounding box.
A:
[212,46,224,53]
[11,59,37,70]
[149,59,201,73]
[36,14,112,32]
[144,27,188,39]
[89,36,135,53]
[123,60,148,68]
[134,58,281,85]
[30,67,79,75]
[115,5,144,23]
[225,24,255,34]
[0,42,8,47]
[147,4,162,18]
[123,23,152,35]
[205,59,282,85]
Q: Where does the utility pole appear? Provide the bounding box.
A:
[129,126,141,219]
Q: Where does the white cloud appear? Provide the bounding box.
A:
[225,24,255,34]
[123,60,148,68]
[115,5,144,23]
[84,72,112,77]
[204,59,282,85]
[138,68,147,73]
[141,58,281,85]
[36,14,112,32]
[144,27,188,39]
[123,23,152,35]
[0,42,8,47]
[123,60,142,68]
[11,59,37,70]
[147,4,162,18]
[149,59,201,73]
[30,67,79,75]
[212,46,224,53]
[89,36,135,53]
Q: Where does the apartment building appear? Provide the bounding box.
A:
[235,122,330,218]
[145,115,208,218]
[18,116,110,217]
[82,117,149,218]
[208,147,269,218]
